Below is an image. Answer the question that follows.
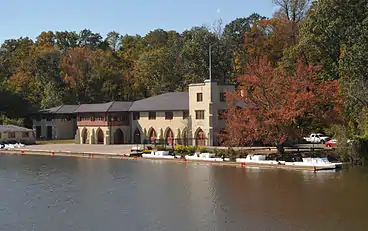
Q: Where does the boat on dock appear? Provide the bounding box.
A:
[142,150,176,159]
[284,157,343,170]
[236,154,343,171]
[185,153,230,162]
[236,154,285,165]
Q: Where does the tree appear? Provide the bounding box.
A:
[222,13,267,77]
[78,29,103,49]
[105,31,121,51]
[134,48,178,96]
[144,29,168,48]
[55,31,79,52]
[221,57,341,149]
[35,31,55,49]
[272,0,311,22]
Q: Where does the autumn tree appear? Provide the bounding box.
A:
[223,13,267,77]
[222,57,341,150]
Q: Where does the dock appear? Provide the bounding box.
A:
[0,144,338,172]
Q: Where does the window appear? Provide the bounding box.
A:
[197,93,203,102]
[220,92,226,102]
[195,110,205,120]
[22,132,29,138]
[8,132,15,138]
[165,112,173,120]
[0,132,2,139]
[149,112,156,120]
[133,112,140,120]
[218,110,226,120]
[183,111,189,119]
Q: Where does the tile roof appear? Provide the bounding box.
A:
[129,92,189,111]
[0,125,33,132]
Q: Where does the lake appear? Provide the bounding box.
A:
[0,155,368,231]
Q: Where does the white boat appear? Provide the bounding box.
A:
[142,150,176,159]
[236,154,285,165]
[285,157,343,169]
[0,143,26,150]
[185,153,230,162]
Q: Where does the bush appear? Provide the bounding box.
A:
[186,146,196,154]
[196,146,208,153]
[155,145,166,151]
[174,145,186,154]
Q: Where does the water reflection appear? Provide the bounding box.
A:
[1,155,368,231]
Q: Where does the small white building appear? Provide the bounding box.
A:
[0,125,35,144]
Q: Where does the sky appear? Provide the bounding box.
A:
[0,0,276,43]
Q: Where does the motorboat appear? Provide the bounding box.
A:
[236,154,285,165]
[185,153,230,162]
[285,157,343,170]
[142,150,176,159]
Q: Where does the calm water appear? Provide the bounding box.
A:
[0,155,368,231]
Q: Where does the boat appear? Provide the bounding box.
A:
[142,150,176,159]
[285,157,343,170]
[185,153,230,162]
[129,146,143,157]
[236,154,342,171]
[0,143,25,150]
[236,154,285,165]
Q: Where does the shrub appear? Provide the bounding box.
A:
[155,145,166,151]
[174,145,186,154]
[186,146,196,154]
[196,146,208,153]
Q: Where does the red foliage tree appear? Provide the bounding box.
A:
[221,57,342,148]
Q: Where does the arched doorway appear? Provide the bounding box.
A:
[165,128,174,146]
[148,128,157,144]
[195,128,206,146]
[134,128,141,144]
[81,128,88,144]
[96,128,104,144]
[182,128,188,146]
[114,129,124,144]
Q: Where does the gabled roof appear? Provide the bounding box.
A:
[129,92,189,111]
[75,101,133,113]
[39,105,80,114]
[0,125,33,132]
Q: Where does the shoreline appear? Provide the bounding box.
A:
[0,147,340,172]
